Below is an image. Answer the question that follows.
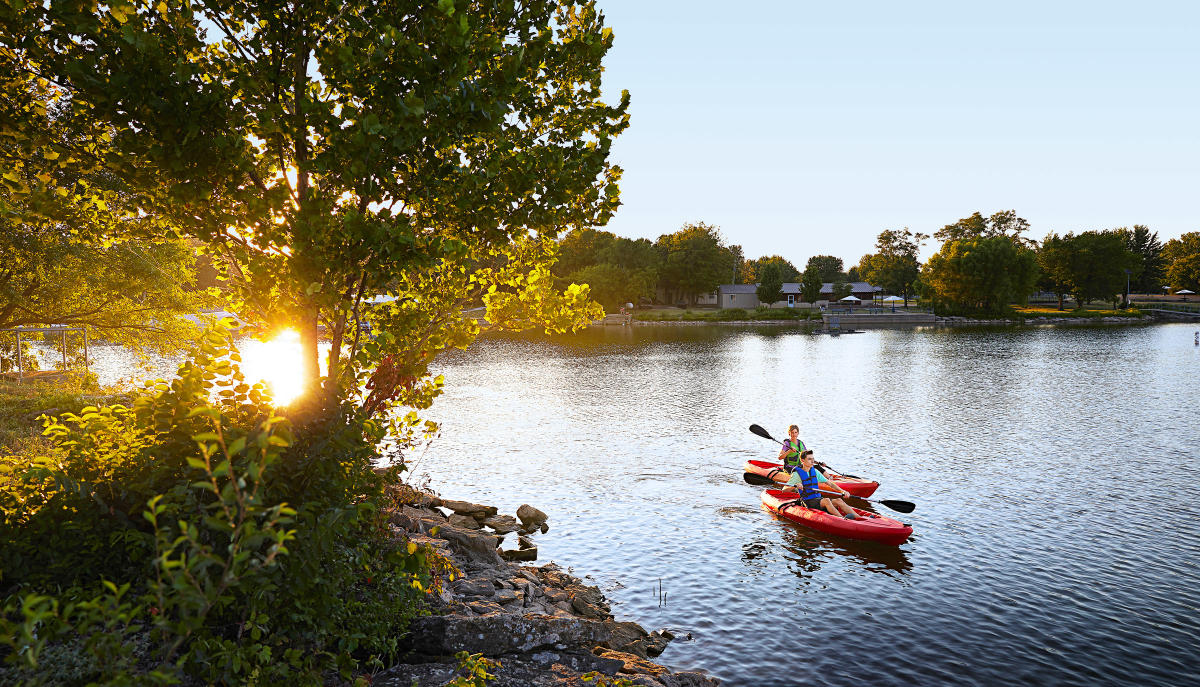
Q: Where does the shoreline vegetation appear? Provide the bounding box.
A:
[0,366,709,687]
[619,305,1152,326]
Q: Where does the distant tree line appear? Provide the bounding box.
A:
[552,222,739,309]
[554,212,1200,314]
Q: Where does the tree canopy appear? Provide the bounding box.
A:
[1120,225,1164,294]
[922,235,1039,313]
[1,0,629,415]
[855,229,926,306]
[800,266,822,303]
[654,222,737,306]
[755,263,784,306]
[742,255,799,285]
[935,210,1035,246]
[0,229,210,350]
[804,255,845,283]
[1163,232,1200,292]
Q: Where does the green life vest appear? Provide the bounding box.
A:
[782,438,806,470]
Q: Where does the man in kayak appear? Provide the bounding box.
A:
[782,450,860,519]
[776,425,807,472]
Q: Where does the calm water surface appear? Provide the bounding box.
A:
[80,323,1200,686]
[414,323,1200,687]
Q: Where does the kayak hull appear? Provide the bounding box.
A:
[744,459,880,497]
[761,489,913,545]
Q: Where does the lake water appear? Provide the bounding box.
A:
[77,322,1200,686]
[413,322,1200,687]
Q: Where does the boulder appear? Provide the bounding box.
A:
[493,588,523,605]
[516,503,548,529]
[568,583,611,619]
[434,522,503,568]
[405,613,612,656]
[453,577,496,598]
[482,514,522,534]
[518,534,536,550]
[604,620,650,657]
[500,547,538,562]
[442,499,498,517]
[449,513,483,530]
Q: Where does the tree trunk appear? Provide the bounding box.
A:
[299,309,321,402]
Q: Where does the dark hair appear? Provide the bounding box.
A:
[800,450,814,459]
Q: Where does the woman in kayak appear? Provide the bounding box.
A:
[782,450,860,519]
[776,425,807,472]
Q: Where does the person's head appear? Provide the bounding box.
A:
[798,450,814,467]
[787,424,799,438]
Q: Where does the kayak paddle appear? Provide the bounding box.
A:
[748,423,863,479]
[747,424,916,513]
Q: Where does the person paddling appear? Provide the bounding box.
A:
[776,425,807,473]
[782,450,860,520]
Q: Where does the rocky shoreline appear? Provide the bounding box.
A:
[377,487,720,687]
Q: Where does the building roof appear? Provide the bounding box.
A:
[718,284,758,294]
[820,281,879,294]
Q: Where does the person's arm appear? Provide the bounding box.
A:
[816,473,851,498]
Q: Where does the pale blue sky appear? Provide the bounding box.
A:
[594,0,1200,265]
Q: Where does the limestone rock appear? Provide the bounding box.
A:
[467,600,504,615]
[500,547,538,562]
[493,588,523,605]
[405,613,612,656]
[453,577,496,598]
[482,514,522,534]
[517,503,548,529]
[434,522,502,568]
[567,583,611,619]
[442,499,498,517]
[604,620,651,657]
[449,513,483,529]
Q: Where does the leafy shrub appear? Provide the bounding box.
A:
[0,329,441,685]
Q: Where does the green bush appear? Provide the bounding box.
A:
[0,329,439,685]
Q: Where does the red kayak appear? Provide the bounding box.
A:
[743,459,880,497]
[761,489,913,546]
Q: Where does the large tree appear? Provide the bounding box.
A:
[1064,230,1141,307]
[1037,233,1075,310]
[804,255,845,283]
[755,263,784,307]
[0,229,211,350]
[0,69,212,352]
[800,266,823,304]
[855,228,926,306]
[1163,232,1200,292]
[922,235,1039,313]
[1120,225,1164,294]
[742,255,799,285]
[654,222,737,306]
[2,0,628,415]
[936,210,1036,247]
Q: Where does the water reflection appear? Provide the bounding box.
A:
[773,516,913,576]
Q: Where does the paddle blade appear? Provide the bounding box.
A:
[878,499,916,514]
[743,472,776,486]
[748,424,777,442]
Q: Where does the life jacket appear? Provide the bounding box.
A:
[782,438,806,471]
[796,467,822,501]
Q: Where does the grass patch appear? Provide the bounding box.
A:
[0,377,127,453]
[1012,306,1144,319]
